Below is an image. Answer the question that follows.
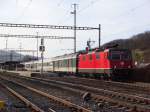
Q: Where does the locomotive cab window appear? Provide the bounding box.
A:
[109,50,131,60]
[111,53,120,60]
[121,51,131,60]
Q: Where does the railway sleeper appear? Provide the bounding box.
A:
[117,95,122,98]
[121,96,126,100]
[135,100,146,105]
[0,83,45,112]
[144,100,150,105]
[2,74,150,111]
[117,106,127,110]
[129,98,148,105]
[92,95,150,112]
[48,108,56,112]
[0,76,92,112]
[17,75,148,103]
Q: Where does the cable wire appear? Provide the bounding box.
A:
[104,24,150,38]
[57,0,65,6]
[78,0,101,13]
[113,0,149,20]
[16,0,32,22]
[57,9,72,25]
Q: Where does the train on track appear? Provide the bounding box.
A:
[23,46,134,80]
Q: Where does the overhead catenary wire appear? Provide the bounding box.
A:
[103,24,150,39]
[57,0,65,6]
[57,0,101,24]
[57,3,78,25]
[102,0,150,39]
[56,0,72,25]
[78,0,101,13]
[102,0,150,27]
[112,0,149,21]
[57,9,72,25]
[15,0,32,22]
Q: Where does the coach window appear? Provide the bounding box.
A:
[55,61,57,68]
[89,54,92,61]
[67,59,69,67]
[64,60,67,67]
[63,60,65,67]
[60,60,62,67]
[69,59,71,67]
[54,62,56,67]
[59,61,61,67]
[61,61,62,67]
[73,58,76,67]
[56,62,58,68]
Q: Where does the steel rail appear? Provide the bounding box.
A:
[0,76,92,112]
[31,77,150,104]
[47,79,150,102]
[0,82,45,112]
[20,76,150,112]
[73,77,150,90]
[3,73,150,112]
[19,77,149,112]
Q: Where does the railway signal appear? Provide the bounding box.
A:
[40,38,45,75]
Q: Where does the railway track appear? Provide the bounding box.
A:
[0,74,129,112]
[0,75,92,112]
[0,83,32,112]
[1,73,150,112]
[0,81,45,112]
[44,76,150,98]
[29,77,150,112]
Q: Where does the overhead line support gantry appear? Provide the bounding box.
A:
[0,22,101,52]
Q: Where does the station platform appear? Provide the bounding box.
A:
[6,71,32,77]
[0,70,58,77]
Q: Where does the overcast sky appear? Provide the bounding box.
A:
[0,0,150,58]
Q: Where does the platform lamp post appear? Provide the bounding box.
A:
[39,37,45,76]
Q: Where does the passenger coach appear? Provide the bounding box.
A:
[52,53,78,75]
[24,58,53,72]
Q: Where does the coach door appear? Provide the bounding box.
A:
[67,59,69,72]
[68,59,72,73]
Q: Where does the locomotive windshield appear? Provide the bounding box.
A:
[109,50,131,60]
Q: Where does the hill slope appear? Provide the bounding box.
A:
[103,31,150,63]
[0,50,37,62]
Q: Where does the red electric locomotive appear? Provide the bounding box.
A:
[51,44,133,80]
[78,47,133,80]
